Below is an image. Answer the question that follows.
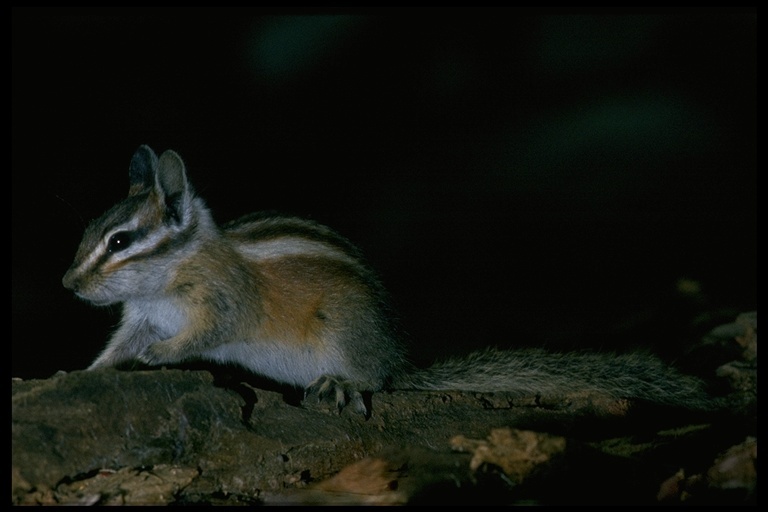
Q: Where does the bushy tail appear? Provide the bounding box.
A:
[392,348,716,410]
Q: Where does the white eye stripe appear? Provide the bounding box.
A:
[80,218,161,269]
[109,229,178,262]
[102,217,141,244]
[101,220,141,253]
[76,223,137,271]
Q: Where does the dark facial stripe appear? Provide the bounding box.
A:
[120,217,198,264]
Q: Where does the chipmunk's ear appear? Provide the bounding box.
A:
[128,145,160,195]
[156,149,191,224]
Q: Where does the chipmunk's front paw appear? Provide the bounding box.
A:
[137,341,182,366]
[304,375,369,417]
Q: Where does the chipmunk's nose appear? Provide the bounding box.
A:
[62,268,80,291]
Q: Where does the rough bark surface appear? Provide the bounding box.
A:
[12,313,756,505]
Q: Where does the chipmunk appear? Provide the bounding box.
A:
[62,145,715,415]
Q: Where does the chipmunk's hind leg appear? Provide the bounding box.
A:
[303,375,371,417]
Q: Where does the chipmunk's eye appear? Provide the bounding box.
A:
[107,231,134,253]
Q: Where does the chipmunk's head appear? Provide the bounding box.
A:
[62,145,203,305]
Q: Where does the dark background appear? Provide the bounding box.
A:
[12,9,756,379]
